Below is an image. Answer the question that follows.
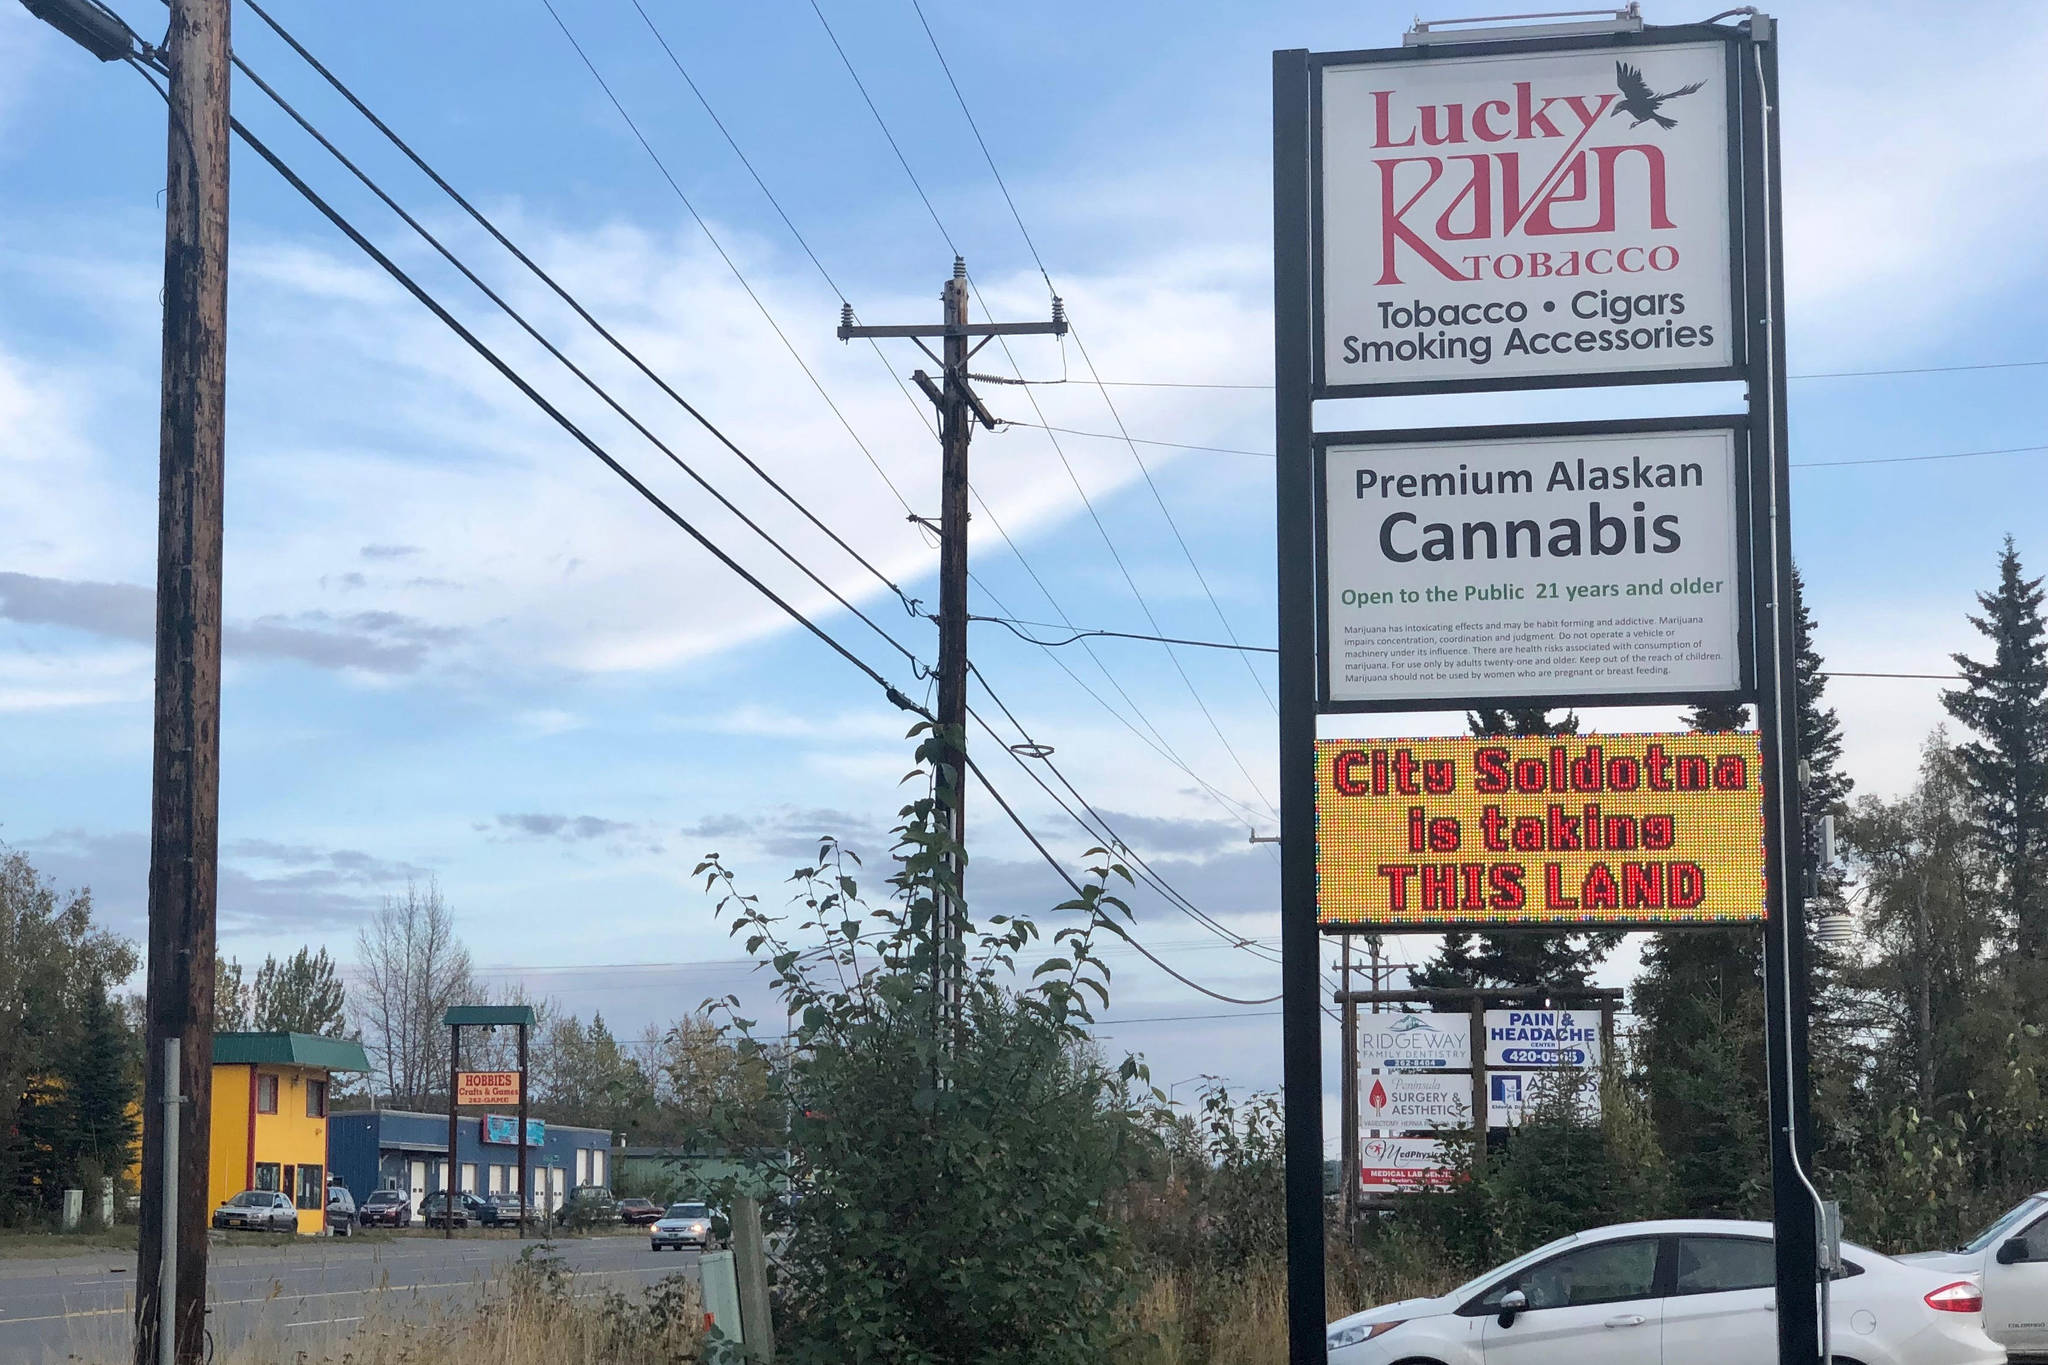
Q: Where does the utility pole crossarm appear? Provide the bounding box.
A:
[838,319,1067,340]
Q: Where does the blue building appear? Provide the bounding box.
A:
[327,1109,613,1213]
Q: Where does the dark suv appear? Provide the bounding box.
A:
[356,1189,411,1227]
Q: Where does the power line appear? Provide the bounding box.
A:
[1792,443,2048,470]
[975,614,1276,654]
[234,6,1290,1004]
[805,5,1279,823]
[987,427,2048,472]
[237,0,922,619]
[906,0,1278,717]
[135,60,926,723]
[190,54,1270,1014]
[1066,357,2048,391]
[999,420,1274,458]
[536,0,919,518]
[589,0,1271,842]
[226,48,931,683]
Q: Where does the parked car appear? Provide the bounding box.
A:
[564,1185,620,1227]
[650,1202,723,1252]
[478,1192,538,1227]
[618,1197,663,1227]
[1901,1189,2048,1360]
[418,1190,489,1229]
[356,1189,412,1228]
[324,1185,356,1237]
[212,1189,299,1233]
[1325,1218,2003,1365]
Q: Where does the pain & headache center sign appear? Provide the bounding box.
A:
[1315,732,1766,930]
[1318,421,1745,708]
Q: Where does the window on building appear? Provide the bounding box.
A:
[306,1079,328,1118]
[460,1164,476,1193]
[256,1073,279,1114]
[254,1162,281,1192]
[296,1165,324,1210]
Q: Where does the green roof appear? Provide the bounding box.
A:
[443,1005,537,1027]
[212,1032,370,1072]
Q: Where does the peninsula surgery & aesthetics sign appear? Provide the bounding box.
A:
[1319,422,1744,707]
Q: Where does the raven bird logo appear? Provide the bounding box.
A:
[1612,61,1706,129]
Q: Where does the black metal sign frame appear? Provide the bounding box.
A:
[1273,17,1817,1365]
[1311,413,1757,714]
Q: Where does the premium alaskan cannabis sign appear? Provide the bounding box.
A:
[1315,732,1767,930]
[1318,420,1747,708]
[1315,40,1737,393]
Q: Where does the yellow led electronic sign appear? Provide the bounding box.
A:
[1316,733,1766,929]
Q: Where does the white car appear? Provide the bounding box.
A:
[650,1201,720,1252]
[1327,1218,2002,1365]
[1900,1191,2048,1360]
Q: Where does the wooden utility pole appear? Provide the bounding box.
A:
[134,1,230,1362]
[837,260,1065,1014]
[1337,939,1357,1235]
[445,1024,460,1239]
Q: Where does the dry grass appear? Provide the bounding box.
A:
[1122,1241,1463,1365]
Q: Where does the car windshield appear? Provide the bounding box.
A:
[229,1192,270,1207]
[1959,1195,2048,1253]
[368,1192,402,1204]
[667,1204,710,1220]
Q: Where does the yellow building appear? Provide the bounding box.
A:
[208,1033,370,1235]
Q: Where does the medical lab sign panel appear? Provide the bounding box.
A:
[1484,1009,1601,1068]
[1363,1073,1469,1130]
[1318,421,1747,710]
[1359,1011,1471,1070]
[455,1071,521,1107]
[1315,38,1738,394]
[1316,732,1767,930]
[1360,1137,1461,1190]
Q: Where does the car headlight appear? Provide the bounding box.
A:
[1327,1320,1404,1351]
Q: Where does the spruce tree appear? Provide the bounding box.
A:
[253,947,348,1036]
[59,979,140,1204]
[1941,536,2048,956]
[1414,707,1621,995]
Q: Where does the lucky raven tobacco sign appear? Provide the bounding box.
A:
[1315,39,1738,393]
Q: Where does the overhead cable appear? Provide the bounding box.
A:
[536,0,918,517]
[164,56,1268,1012]
[129,58,925,721]
[236,0,921,612]
[908,0,1278,715]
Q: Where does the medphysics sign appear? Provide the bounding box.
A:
[1359,1011,1471,1070]
[1318,421,1748,710]
[1317,732,1766,929]
[1360,1137,1461,1191]
[1315,38,1738,394]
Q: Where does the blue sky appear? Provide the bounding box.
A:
[3,0,2045,1146]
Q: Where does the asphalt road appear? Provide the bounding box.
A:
[0,1231,698,1362]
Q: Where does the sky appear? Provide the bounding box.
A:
[2,0,2045,1152]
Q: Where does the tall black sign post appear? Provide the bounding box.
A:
[1274,13,1819,1364]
